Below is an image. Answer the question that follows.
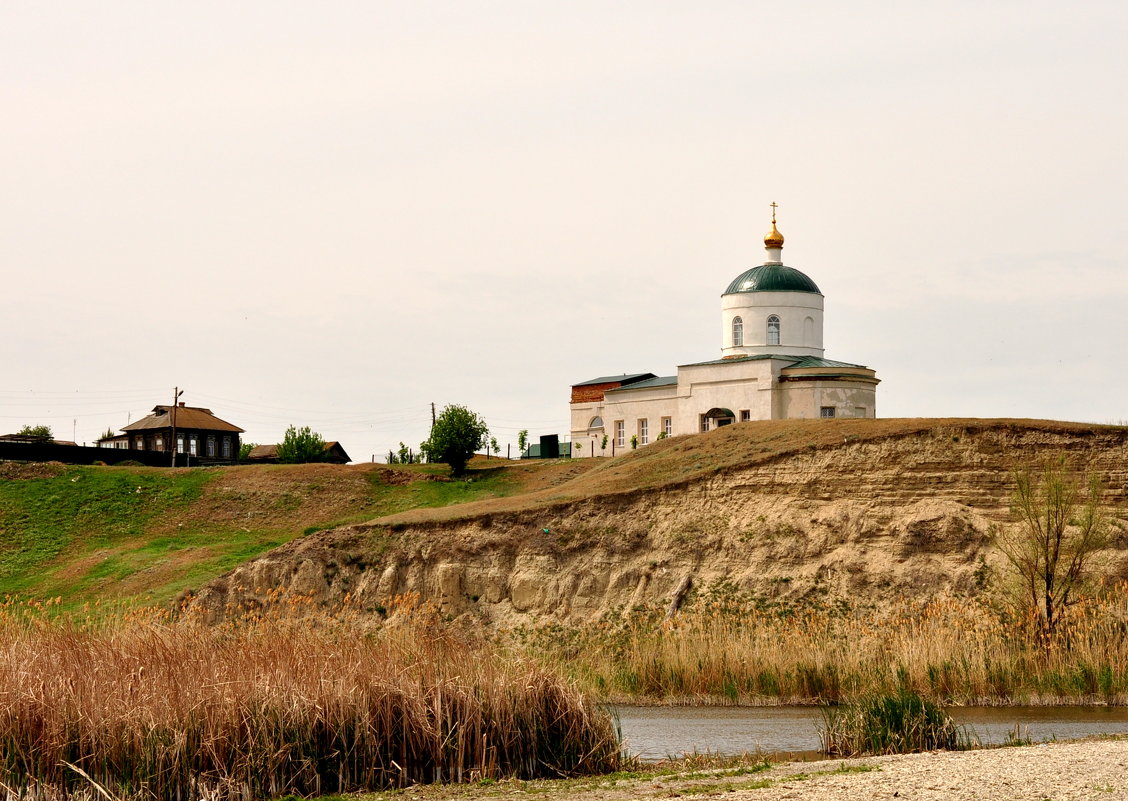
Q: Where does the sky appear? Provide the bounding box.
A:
[3,1,1126,460]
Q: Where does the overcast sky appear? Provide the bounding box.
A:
[3,1,1126,460]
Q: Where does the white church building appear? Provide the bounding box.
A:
[569,209,879,456]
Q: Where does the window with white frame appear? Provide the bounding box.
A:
[206,436,216,457]
[615,420,625,447]
[662,417,672,436]
[639,418,649,445]
[189,436,198,456]
[177,434,185,454]
[767,315,781,346]
[820,406,836,418]
[155,436,164,451]
[732,316,743,347]
[740,410,751,422]
[700,415,709,432]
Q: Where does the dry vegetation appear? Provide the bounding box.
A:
[378,418,1125,525]
[516,587,1128,705]
[0,595,621,801]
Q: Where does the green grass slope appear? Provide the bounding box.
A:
[0,459,531,609]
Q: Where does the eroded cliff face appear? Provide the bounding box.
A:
[185,425,1128,626]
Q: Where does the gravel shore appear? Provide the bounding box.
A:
[381,738,1128,801]
[729,739,1128,800]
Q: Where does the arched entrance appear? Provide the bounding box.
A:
[702,407,736,429]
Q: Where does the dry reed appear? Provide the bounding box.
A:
[0,594,621,801]
[520,586,1128,705]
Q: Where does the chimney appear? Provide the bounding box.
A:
[178,402,186,407]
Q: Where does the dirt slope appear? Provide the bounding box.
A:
[184,419,1128,625]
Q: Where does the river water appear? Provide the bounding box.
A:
[610,705,1128,760]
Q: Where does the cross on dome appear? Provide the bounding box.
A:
[764,202,784,249]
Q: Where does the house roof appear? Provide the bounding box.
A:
[121,405,244,433]
[572,373,656,388]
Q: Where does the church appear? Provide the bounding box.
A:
[569,207,879,456]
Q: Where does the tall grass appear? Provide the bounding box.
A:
[517,584,1128,704]
[820,692,973,755]
[0,595,620,801]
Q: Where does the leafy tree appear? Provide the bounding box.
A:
[489,436,499,458]
[517,429,529,456]
[630,434,638,449]
[275,426,327,464]
[994,456,1112,642]
[17,424,52,440]
[421,404,489,476]
[100,427,116,440]
[600,434,608,454]
[238,442,257,461]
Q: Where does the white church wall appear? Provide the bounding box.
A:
[675,359,778,429]
[721,291,824,358]
[779,380,877,419]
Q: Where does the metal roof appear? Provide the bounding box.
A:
[679,354,782,368]
[605,375,678,391]
[572,372,656,388]
[783,356,868,369]
[121,405,244,433]
[723,263,821,295]
[679,354,870,370]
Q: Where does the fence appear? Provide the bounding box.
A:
[0,441,234,468]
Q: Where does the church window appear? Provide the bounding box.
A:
[820,406,836,418]
[732,316,743,347]
[588,416,604,430]
[740,410,751,422]
[699,415,709,433]
[662,417,672,436]
[639,419,649,445]
[615,421,625,447]
[767,315,781,346]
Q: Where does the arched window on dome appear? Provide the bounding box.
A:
[732,316,743,347]
[767,315,781,346]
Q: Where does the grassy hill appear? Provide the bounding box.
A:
[0,457,565,609]
[1,418,1124,610]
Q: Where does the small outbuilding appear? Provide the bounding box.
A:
[246,441,351,464]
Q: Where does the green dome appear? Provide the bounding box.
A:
[724,263,821,295]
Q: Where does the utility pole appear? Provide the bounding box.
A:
[431,402,436,428]
[170,387,184,467]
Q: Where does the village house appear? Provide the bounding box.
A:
[99,403,243,460]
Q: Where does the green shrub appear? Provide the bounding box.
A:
[819,691,972,756]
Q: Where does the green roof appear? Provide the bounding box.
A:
[784,356,867,369]
[606,376,677,391]
[572,372,656,388]
[681,354,869,369]
[724,263,821,295]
